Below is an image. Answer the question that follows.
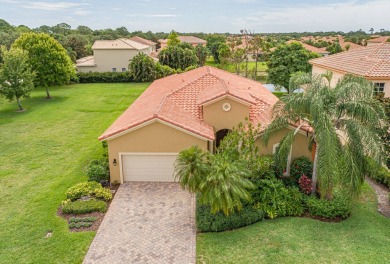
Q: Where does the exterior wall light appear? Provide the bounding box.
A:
[113,159,117,166]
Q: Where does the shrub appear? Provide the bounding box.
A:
[66,182,112,201]
[251,178,304,218]
[369,164,390,188]
[69,222,93,229]
[306,194,351,219]
[62,199,107,214]
[291,156,313,181]
[86,159,109,183]
[298,175,312,195]
[69,217,97,223]
[76,71,134,83]
[196,204,265,232]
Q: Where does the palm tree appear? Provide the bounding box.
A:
[198,153,254,215]
[262,73,386,200]
[174,146,209,193]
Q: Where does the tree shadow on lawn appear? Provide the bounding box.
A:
[0,95,69,125]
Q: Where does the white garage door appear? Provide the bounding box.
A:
[121,153,178,182]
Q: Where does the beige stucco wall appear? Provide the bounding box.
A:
[106,121,208,183]
[77,48,151,73]
[257,128,312,160]
[203,97,250,132]
[312,65,390,97]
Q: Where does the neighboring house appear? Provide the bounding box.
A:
[158,36,207,50]
[287,40,330,56]
[76,37,156,72]
[99,66,312,183]
[310,43,390,97]
[366,36,390,46]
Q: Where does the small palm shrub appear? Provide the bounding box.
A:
[290,156,313,181]
[66,182,112,201]
[62,199,107,214]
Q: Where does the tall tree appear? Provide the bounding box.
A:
[206,34,226,64]
[158,45,197,70]
[267,42,319,92]
[0,47,35,111]
[167,30,180,47]
[129,53,157,82]
[326,42,343,54]
[12,33,75,98]
[194,44,209,66]
[262,73,386,199]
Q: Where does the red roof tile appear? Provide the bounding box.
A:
[310,43,390,78]
[99,66,278,141]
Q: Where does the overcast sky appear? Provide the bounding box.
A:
[0,0,389,33]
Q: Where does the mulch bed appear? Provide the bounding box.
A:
[58,184,119,232]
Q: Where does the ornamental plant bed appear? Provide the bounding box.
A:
[58,185,119,232]
[301,212,346,223]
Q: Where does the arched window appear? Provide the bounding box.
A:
[216,129,231,148]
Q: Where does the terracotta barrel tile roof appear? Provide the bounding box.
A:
[310,43,390,78]
[367,36,390,43]
[99,66,278,141]
[158,36,206,44]
[76,56,95,67]
[130,36,157,46]
[92,38,150,50]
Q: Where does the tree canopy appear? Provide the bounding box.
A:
[267,42,320,92]
[158,45,198,70]
[12,32,75,98]
[0,47,35,110]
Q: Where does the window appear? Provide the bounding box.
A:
[112,68,117,72]
[374,83,385,93]
[122,68,126,72]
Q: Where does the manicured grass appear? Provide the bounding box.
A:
[197,183,390,263]
[0,83,148,263]
[206,58,268,74]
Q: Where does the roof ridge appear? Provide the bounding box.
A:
[250,94,272,106]
[166,70,213,98]
[207,71,229,93]
[119,38,135,48]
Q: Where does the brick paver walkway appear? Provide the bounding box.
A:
[366,177,390,218]
[83,182,196,264]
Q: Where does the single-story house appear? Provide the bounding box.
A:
[76,37,157,73]
[287,40,330,57]
[158,36,207,50]
[310,43,390,97]
[99,66,312,183]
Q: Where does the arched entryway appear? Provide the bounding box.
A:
[216,129,231,149]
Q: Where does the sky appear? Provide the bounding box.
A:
[0,0,389,33]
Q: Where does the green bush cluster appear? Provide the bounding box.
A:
[305,194,351,219]
[369,165,390,188]
[251,178,305,219]
[76,72,134,83]
[69,217,96,223]
[66,181,112,201]
[196,204,265,232]
[62,199,107,214]
[290,156,313,181]
[86,159,109,183]
[69,222,93,229]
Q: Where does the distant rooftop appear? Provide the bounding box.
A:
[159,36,206,44]
[367,36,390,43]
[310,43,390,78]
[92,38,151,50]
[130,36,157,46]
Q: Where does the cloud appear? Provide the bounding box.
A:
[127,14,180,18]
[74,10,90,16]
[230,0,390,33]
[21,1,89,11]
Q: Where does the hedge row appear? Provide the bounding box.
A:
[196,204,265,232]
[75,72,134,83]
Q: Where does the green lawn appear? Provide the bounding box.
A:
[197,182,390,263]
[0,83,148,263]
[205,58,268,75]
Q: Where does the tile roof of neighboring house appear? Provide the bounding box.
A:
[159,36,207,44]
[99,66,278,141]
[341,41,363,50]
[76,55,96,67]
[92,38,151,50]
[130,36,157,46]
[309,43,390,78]
[367,36,390,43]
[287,40,330,55]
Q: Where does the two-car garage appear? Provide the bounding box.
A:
[120,153,178,182]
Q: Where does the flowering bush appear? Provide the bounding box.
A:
[298,175,312,195]
[291,156,313,181]
[66,182,112,201]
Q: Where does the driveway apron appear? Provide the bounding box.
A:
[83,182,196,264]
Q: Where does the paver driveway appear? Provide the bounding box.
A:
[83,182,196,264]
